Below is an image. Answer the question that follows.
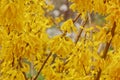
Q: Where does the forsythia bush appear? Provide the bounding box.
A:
[0,0,120,80]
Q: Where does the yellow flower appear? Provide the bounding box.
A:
[61,19,77,33]
[49,35,75,57]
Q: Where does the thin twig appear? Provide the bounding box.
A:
[33,52,52,80]
[95,68,102,80]
[88,12,93,40]
[88,13,92,26]
[73,14,88,75]
[73,13,81,23]
[102,22,116,59]
[95,22,116,80]
[74,16,88,44]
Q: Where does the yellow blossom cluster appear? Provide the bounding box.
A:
[0,0,120,80]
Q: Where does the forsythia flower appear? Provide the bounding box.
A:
[0,0,120,80]
[49,35,75,57]
[61,19,77,33]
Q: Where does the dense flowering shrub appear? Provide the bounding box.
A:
[0,0,120,80]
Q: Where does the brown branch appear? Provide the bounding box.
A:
[73,14,88,75]
[88,13,93,40]
[73,13,81,23]
[95,68,102,80]
[102,22,116,59]
[95,22,116,80]
[33,52,52,80]
[88,13,92,26]
[74,16,88,44]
